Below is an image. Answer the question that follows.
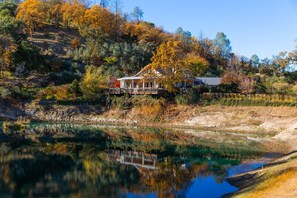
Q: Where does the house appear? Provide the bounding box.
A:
[110,68,164,95]
[109,65,221,95]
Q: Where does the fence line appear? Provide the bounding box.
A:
[201,93,297,102]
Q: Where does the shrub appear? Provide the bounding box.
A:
[111,95,132,110]
[55,86,73,100]
[0,87,12,99]
[51,57,65,72]
[291,85,297,96]
[272,82,291,94]
[11,87,40,99]
[3,117,30,134]
[70,79,81,95]
[213,83,239,93]
[131,95,165,121]
[80,66,107,100]
[175,89,199,105]
[39,85,75,100]
[131,95,163,107]
[71,38,81,49]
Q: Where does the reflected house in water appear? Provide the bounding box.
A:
[0,123,266,198]
[106,150,160,170]
[109,65,221,95]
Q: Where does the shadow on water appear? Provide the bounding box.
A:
[0,123,275,198]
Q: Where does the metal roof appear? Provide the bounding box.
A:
[195,77,221,86]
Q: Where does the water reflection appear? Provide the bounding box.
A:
[0,123,268,197]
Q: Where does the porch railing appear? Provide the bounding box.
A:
[108,88,165,95]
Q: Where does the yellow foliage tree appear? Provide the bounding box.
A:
[125,22,170,45]
[83,4,115,38]
[16,0,46,35]
[185,53,209,76]
[0,36,17,78]
[80,66,107,99]
[46,0,63,27]
[61,1,85,31]
[150,40,209,92]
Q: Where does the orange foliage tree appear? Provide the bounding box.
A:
[0,36,17,77]
[221,71,241,85]
[61,1,86,31]
[45,0,63,27]
[125,22,170,45]
[150,40,209,92]
[221,71,255,93]
[83,5,115,38]
[16,0,46,35]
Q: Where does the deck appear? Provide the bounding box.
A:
[108,88,166,95]
[106,150,159,170]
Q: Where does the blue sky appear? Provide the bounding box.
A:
[121,0,297,60]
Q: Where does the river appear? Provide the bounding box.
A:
[0,123,278,197]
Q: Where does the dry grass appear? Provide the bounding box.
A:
[235,169,297,198]
[132,104,164,121]
[232,152,297,198]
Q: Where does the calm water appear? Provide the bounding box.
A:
[0,123,272,198]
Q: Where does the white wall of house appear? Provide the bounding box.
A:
[117,75,221,90]
[120,80,125,88]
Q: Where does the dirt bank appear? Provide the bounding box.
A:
[226,151,297,198]
[162,105,297,151]
[102,104,297,151]
[1,101,297,150]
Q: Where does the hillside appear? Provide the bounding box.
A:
[1,0,297,106]
[28,26,83,58]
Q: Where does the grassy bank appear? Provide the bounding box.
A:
[227,151,297,198]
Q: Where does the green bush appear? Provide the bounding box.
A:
[130,95,164,107]
[175,89,199,105]
[0,87,12,99]
[213,83,240,93]
[111,95,132,110]
[69,79,81,96]
[57,97,106,106]
[80,66,107,100]
[11,87,40,99]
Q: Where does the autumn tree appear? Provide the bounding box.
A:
[271,51,289,74]
[0,35,16,77]
[80,66,107,99]
[83,4,115,38]
[70,37,81,49]
[61,1,85,31]
[288,47,297,67]
[150,40,208,92]
[109,0,123,40]
[45,0,63,27]
[16,0,45,35]
[125,22,170,45]
[186,52,209,76]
